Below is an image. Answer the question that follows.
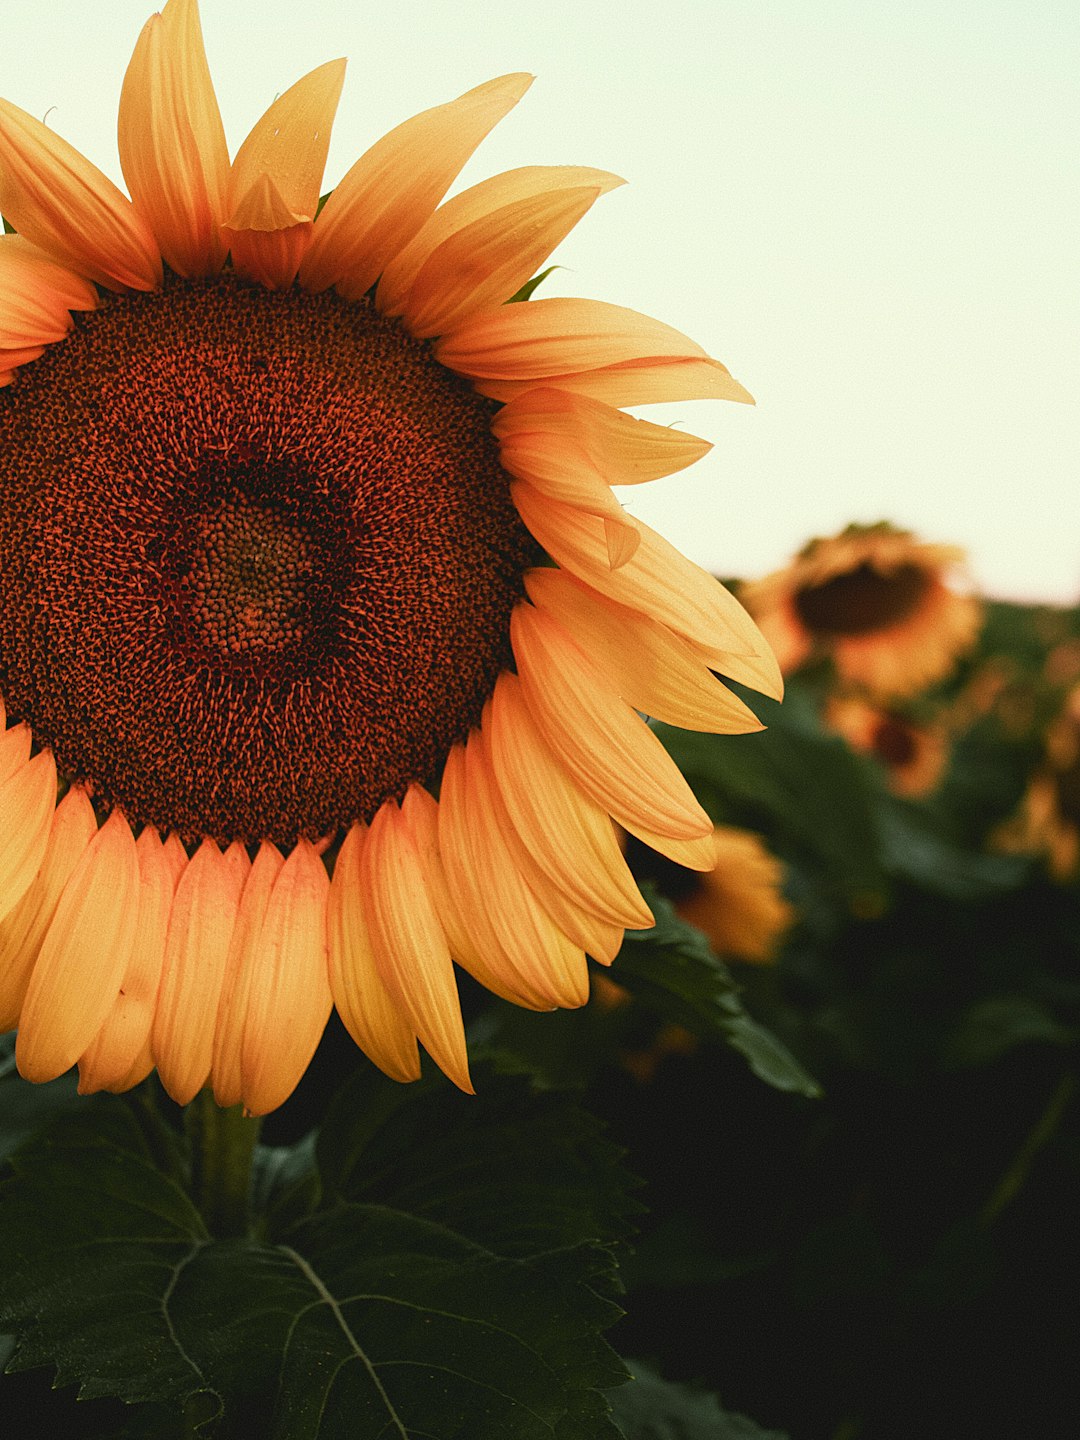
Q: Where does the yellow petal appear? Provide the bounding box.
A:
[77,826,181,1096]
[0,721,31,781]
[438,738,589,1009]
[488,672,652,928]
[360,801,471,1093]
[327,823,420,1083]
[473,716,625,965]
[0,97,161,291]
[16,810,139,1082]
[380,165,622,336]
[491,387,712,484]
[153,838,249,1105]
[499,431,638,566]
[224,58,346,289]
[398,783,488,987]
[299,73,532,299]
[622,822,718,872]
[0,235,97,363]
[526,568,765,734]
[435,296,716,381]
[511,601,712,841]
[118,0,230,278]
[240,839,332,1116]
[211,840,284,1109]
[0,786,97,1031]
[511,480,782,698]
[0,749,56,925]
[472,356,752,406]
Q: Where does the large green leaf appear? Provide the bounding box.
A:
[0,1072,633,1438]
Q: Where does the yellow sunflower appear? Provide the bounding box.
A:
[993,684,1080,882]
[674,826,794,965]
[742,522,981,698]
[0,1,779,1114]
[823,695,948,799]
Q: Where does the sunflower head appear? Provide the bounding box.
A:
[743,522,982,698]
[991,684,1080,882]
[824,695,949,798]
[0,0,778,1114]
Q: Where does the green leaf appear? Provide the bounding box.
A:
[655,696,886,911]
[876,797,1032,900]
[0,1072,633,1437]
[0,1033,82,1167]
[608,1361,788,1439]
[943,995,1077,1068]
[616,892,822,1099]
[507,265,560,303]
[318,1062,641,1262]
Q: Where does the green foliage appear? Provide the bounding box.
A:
[616,892,822,1098]
[0,1068,635,1438]
[609,1362,788,1439]
[655,691,887,913]
[507,265,560,303]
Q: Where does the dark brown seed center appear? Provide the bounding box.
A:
[0,274,538,844]
[794,562,931,637]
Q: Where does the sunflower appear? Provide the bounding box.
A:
[673,826,794,965]
[0,1,779,1115]
[992,685,1080,882]
[742,522,981,698]
[823,695,948,799]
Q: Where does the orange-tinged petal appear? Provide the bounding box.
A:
[511,481,782,698]
[16,810,139,1082]
[0,345,44,370]
[0,235,97,362]
[327,823,420,1083]
[622,822,718,872]
[211,840,284,1108]
[398,783,488,986]
[119,0,230,278]
[224,58,346,289]
[435,296,716,382]
[299,73,532,299]
[488,672,652,929]
[526,568,764,734]
[360,801,471,1093]
[153,837,248,1105]
[438,739,589,1009]
[0,97,161,291]
[499,431,639,566]
[240,839,332,1116]
[474,357,752,406]
[77,826,182,1096]
[0,749,56,925]
[472,716,624,964]
[0,786,97,1031]
[0,721,31,783]
[381,165,622,336]
[511,601,712,842]
[0,234,98,314]
[491,388,712,485]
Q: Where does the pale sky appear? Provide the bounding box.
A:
[3,1,1077,602]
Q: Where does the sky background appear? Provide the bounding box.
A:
[3,1,1076,602]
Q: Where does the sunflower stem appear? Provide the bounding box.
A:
[187,1090,261,1239]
